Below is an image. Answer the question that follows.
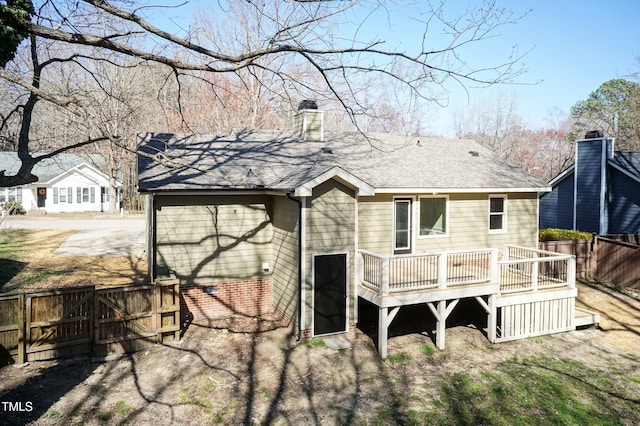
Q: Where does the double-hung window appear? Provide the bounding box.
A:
[419,196,447,236]
[489,195,507,233]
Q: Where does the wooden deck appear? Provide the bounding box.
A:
[358,245,592,358]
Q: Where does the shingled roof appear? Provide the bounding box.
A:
[137,130,549,194]
[0,152,106,183]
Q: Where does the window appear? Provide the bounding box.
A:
[59,187,67,203]
[419,196,447,236]
[77,187,91,203]
[489,195,507,233]
[7,188,15,202]
[394,198,412,253]
[53,187,73,204]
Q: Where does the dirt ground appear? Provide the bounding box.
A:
[1,281,639,425]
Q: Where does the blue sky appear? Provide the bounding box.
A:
[149,0,640,136]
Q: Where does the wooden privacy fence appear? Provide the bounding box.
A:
[594,236,640,290]
[540,235,640,290]
[0,277,180,366]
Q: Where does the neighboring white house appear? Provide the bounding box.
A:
[0,152,121,213]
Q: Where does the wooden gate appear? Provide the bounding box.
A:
[94,278,180,358]
[0,293,23,366]
[25,287,94,361]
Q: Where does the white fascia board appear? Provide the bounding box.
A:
[548,165,574,187]
[608,161,640,185]
[44,161,113,186]
[293,166,375,197]
[146,189,276,196]
[373,186,550,194]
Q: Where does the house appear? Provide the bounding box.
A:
[138,104,596,357]
[540,131,640,234]
[0,152,120,213]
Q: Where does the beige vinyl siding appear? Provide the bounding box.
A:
[358,193,539,255]
[304,180,356,328]
[358,193,394,254]
[271,196,299,323]
[155,195,273,284]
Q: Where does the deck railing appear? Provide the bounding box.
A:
[359,248,498,296]
[498,245,576,293]
[360,245,576,296]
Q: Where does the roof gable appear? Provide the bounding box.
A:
[0,152,110,185]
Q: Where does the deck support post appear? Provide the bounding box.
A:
[475,294,498,343]
[427,299,459,350]
[378,306,388,358]
[377,306,400,358]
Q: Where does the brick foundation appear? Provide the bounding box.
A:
[180,278,273,324]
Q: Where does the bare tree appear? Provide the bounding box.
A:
[0,0,530,187]
[453,90,525,159]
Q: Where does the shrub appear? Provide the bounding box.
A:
[539,228,592,242]
[3,201,25,215]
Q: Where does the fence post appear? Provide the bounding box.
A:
[531,261,539,291]
[18,293,25,364]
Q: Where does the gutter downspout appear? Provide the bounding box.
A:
[287,192,303,341]
[147,192,156,281]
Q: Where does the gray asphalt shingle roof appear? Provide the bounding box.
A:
[137,130,549,193]
[610,151,640,181]
[0,152,105,183]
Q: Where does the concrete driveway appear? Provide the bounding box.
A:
[3,216,146,257]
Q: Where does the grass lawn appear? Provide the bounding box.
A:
[0,229,147,292]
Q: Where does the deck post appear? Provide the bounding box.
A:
[381,257,390,296]
[489,249,499,284]
[436,300,446,349]
[437,254,447,289]
[378,306,388,358]
[487,294,497,343]
[567,257,576,288]
[531,261,539,291]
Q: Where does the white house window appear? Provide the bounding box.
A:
[59,187,67,203]
[53,187,74,204]
[76,187,95,203]
[489,195,507,233]
[419,196,448,236]
[0,188,21,203]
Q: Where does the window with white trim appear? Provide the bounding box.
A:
[489,195,507,233]
[419,196,448,236]
[53,187,74,204]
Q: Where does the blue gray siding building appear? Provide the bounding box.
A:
[539,134,640,234]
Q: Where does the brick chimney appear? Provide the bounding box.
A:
[294,100,323,141]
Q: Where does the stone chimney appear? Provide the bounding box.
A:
[294,100,323,141]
